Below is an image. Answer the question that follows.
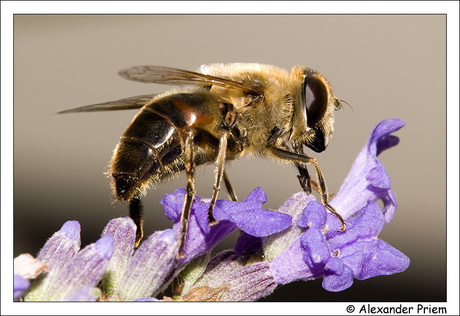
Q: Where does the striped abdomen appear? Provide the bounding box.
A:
[110,93,218,201]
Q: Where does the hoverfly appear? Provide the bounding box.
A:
[60,63,345,257]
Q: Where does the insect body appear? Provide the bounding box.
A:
[60,63,345,257]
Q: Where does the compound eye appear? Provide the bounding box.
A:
[304,76,328,128]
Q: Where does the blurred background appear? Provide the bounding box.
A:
[13,15,446,301]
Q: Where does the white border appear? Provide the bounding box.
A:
[445,1,460,311]
[0,1,458,14]
[2,1,458,315]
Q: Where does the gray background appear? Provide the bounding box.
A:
[13,15,446,301]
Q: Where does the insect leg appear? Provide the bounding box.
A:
[178,129,196,258]
[311,163,345,231]
[296,163,312,194]
[269,147,346,231]
[296,165,323,196]
[129,197,144,247]
[207,132,230,225]
[223,171,238,201]
[293,143,315,194]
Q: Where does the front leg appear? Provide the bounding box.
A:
[293,144,322,195]
[269,128,312,194]
[269,146,346,231]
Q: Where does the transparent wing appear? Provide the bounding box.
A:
[118,65,260,94]
[58,93,157,114]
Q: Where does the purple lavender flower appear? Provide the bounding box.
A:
[95,187,291,301]
[179,251,276,301]
[98,217,179,301]
[17,189,291,302]
[115,229,178,300]
[23,221,113,301]
[100,217,136,298]
[329,118,404,223]
[173,118,409,301]
[15,118,409,302]
[44,235,113,300]
[23,220,81,301]
[270,199,410,292]
[270,118,409,292]
[160,186,292,263]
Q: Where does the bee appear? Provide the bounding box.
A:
[60,63,345,258]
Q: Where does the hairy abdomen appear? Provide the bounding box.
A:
[110,98,221,201]
[110,108,186,201]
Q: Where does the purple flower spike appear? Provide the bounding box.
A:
[117,229,178,301]
[181,251,276,301]
[329,202,410,280]
[16,118,409,302]
[39,236,113,300]
[36,220,81,268]
[14,275,30,301]
[24,221,81,301]
[269,198,409,293]
[160,187,291,263]
[330,118,404,223]
[321,201,409,291]
[101,217,136,296]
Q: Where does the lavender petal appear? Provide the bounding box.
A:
[14,274,30,301]
[41,236,113,300]
[101,217,136,296]
[263,192,314,261]
[330,118,404,223]
[117,229,178,300]
[24,221,81,301]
